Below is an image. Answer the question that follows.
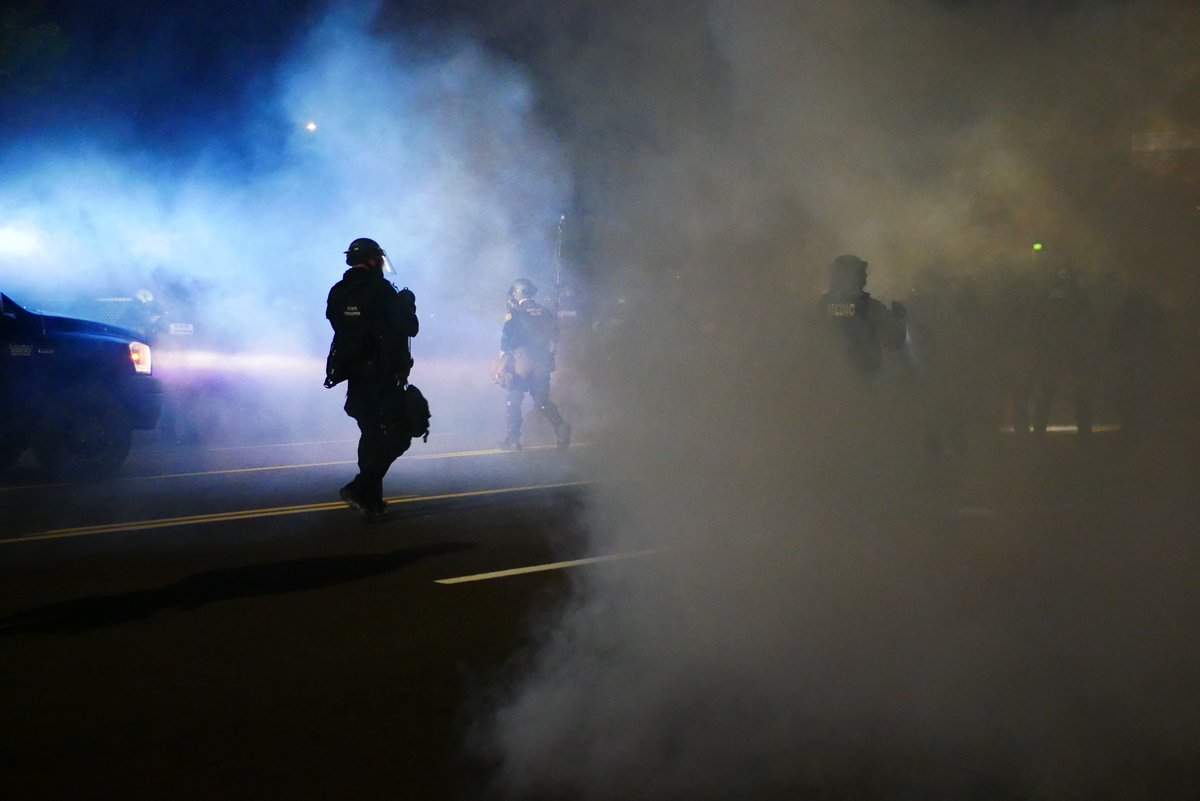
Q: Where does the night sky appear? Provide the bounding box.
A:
[3,1,318,157]
[4,0,1135,162]
[2,1,562,161]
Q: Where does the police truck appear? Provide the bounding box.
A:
[0,292,162,476]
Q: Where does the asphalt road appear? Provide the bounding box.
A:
[0,430,603,801]
[3,419,1197,800]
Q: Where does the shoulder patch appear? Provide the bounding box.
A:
[504,312,513,322]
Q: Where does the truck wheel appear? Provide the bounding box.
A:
[33,388,133,478]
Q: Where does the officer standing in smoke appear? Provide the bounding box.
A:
[325,237,419,522]
[494,278,571,451]
[821,254,908,376]
[1105,280,1169,441]
[1026,263,1096,438]
[905,267,998,454]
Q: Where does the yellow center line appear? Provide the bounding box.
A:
[129,460,357,482]
[203,439,358,452]
[133,448,534,481]
[0,443,583,492]
[435,550,659,585]
[0,481,591,545]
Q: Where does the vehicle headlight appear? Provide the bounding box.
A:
[129,341,153,374]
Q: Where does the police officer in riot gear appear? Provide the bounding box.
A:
[326,237,419,521]
[496,278,571,451]
[1105,281,1168,440]
[821,254,907,376]
[1028,263,1096,438]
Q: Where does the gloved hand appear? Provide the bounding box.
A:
[491,351,515,388]
[398,287,416,309]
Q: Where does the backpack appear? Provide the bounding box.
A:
[401,383,431,442]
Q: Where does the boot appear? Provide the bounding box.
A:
[554,421,572,451]
[500,400,523,450]
[540,402,571,451]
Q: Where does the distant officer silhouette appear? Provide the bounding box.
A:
[820,254,907,377]
[1106,280,1168,440]
[1028,264,1095,437]
[494,279,570,451]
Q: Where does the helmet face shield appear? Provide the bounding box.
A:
[344,237,386,268]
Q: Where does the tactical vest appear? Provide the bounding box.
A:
[822,291,883,375]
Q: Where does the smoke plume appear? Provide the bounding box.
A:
[479,1,1200,798]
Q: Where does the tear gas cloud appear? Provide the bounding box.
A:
[478,0,1200,798]
[0,1,571,443]
[5,0,1198,794]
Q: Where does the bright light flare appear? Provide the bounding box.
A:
[305,121,317,132]
[155,349,323,377]
[0,223,43,258]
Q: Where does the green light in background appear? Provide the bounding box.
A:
[1032,242,1044,252]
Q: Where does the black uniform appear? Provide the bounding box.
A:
[820,254,907,378]
[499,296,570,450]
[1028,267,1095,436]
[1106,285,1168,439]
[821,289,907,376]
[326,266,418,514]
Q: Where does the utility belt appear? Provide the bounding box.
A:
[325,339,411,389]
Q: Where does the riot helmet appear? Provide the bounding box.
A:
[344,237,385,268]
[828,254,868,293]
[829,254,868,275]
[509,278,538,301]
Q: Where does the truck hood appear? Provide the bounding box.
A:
[39,313,146,343]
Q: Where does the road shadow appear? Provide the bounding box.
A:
[0,542,474,636]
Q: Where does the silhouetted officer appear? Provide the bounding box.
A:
[494,278,570,451]
[1106,282,1168,440]
[906,267,995,454]
[326,237,418,521]
[820,254,907,377]
[1029,265,1096,437]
